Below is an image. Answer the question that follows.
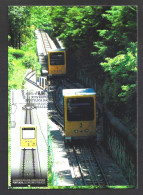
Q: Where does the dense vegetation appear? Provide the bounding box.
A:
[15,6,136,133]
[44,6,137,133]
[8,5,137,188]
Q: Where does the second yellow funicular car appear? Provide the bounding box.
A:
[63,88,96,141]
[48,49,66,76]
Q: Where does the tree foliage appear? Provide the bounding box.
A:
[47,6,109,50]
[29,6,51,30]
[100,42,137,104]
[8,6,32,48]
[8,6,137,132]
[93,6,137,58]
[46,6,137,131]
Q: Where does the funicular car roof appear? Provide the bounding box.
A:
[63,88,96,97]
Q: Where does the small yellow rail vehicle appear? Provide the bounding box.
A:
[63,88,96,141]
[48,49,66,76]
[21,124,37,148]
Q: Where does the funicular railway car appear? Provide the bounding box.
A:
[21,124,37,148]
[48,49,66,76]
[63,88,96,141]
[21,97,37,149]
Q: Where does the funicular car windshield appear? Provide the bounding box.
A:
[50,52,65,65]
[67,97,94,121]
[22,128,35,139]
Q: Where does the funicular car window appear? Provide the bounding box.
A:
[50,52,65,65]
[67,97,94,121]
[22,128,35,139]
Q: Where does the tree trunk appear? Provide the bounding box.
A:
[19,33,20,49]
[16,32,17,48]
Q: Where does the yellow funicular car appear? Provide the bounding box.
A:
[63,88,96,141]
[48,49,66,76]
[21,124,37,148]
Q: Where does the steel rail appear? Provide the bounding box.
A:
[45,32,52,50]
[82,144,100,185]
[25,70,36,80]
[89,143,109,186]
[71,142,109,186]
[72,144,87,186]
[22,149,26,178]
[39,30,47,55]
[32,149,36,178]
[77,144,96,185]
[25,109,27,124]
[52,90,64,116]
[65,143,83,186]
[30,109,32,124]
[21,149,37,179]
[40,30,52,55]
[22,70,36,100]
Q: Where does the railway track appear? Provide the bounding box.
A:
[25,70,36,80]
[47,77,109,186]
[21,29,128,187]
[21,70,36,99]
[21,148,42,180]
[39,29,52,55]
[48,79,64,131]
[38,30,108,186]
[37,29,52,75]
[22,149,36,179]
[21,90,43,180]
[66,141,108,186]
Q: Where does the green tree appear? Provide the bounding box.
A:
[8,6,31,48]
[93,6,137,58]
[29,6,51,30]
[8,6,137,132]
[100,42,137,130]
[47,6,109,50]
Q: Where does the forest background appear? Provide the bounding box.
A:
[8,5,137,137]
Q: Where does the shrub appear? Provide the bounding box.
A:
[22,52,37,69]
[8,54,15,75]
[21,39,37,53]
[8,47,24,58]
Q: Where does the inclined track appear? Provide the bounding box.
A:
[48,77,109,186]
[73,142,108,186]
[38,30,109,186]
[22,149,36,179]
[39,29,52,55]
[21,71,43,180]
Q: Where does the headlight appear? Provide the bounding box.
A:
[74,130,78,133]
[84,129,88,132]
